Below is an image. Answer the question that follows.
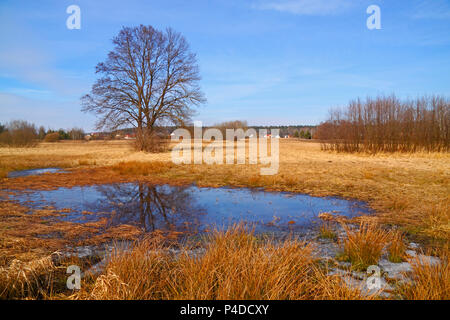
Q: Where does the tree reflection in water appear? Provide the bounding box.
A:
[90,183,206,233]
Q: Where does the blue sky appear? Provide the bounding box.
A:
[1,0,450,131]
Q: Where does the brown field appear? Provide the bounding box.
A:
[0,139,449,299]
[1,139,448,239]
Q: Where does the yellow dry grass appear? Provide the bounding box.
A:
[338,222,390,271]
[73,227,370,300]
[387,230,407,263]
[398,252,449,300]
[0,140,168,178]
[0,254,63,299]
[0,139,448,300]
[1,139,448,240]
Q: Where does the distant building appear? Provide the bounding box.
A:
[124,134,136,140]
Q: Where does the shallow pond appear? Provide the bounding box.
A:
[11,182,372,235]
[7,168,65,178]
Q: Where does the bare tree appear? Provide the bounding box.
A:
[82,25,205,151]
[68,128,85,140]
[316,95,450,153]
[214,120,248,138]
[0,120,37,147]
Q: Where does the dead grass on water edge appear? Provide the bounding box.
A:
[319,222,338,241]
[0,253,100,299]
[73,226,370,300]
[337,222,390,271]
[387,230,407,263]
[111,161,175,176]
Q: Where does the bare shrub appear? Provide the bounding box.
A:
[44,132,60,142]
[316,95,450,153]
[0,120,37,147]
[135,129,169,152]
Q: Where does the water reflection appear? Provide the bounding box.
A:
[12,182,372,235]
[92,183,205,233]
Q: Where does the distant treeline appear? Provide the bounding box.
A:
[108,122,316,139]
[315,95,450,153]
[212,121,315,138]
[0,120,85,147]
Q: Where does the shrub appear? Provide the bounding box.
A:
[44,132,60,142]
[0,120,37,147]
[135,129,169,152]
[317,95,450,153]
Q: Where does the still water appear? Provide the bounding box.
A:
[11,182,372,235]
[7,168,65,178]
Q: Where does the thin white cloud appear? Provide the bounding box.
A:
[253,0,355,16]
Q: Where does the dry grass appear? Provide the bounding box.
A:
[388,230,407,263]
[0,197,143,266]
[0,140,448,262]
[319,222,337,241]
[338,222,390,270]
[0,254,57,299]
[398,252,449,300]
[111,161,175,175]
[0,252,103,300]
[0,140,171,179]
[74,227,370,300]
[0,139,448,300]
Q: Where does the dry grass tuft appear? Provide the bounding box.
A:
[387,230,407,263]
[399,251,449,300]
[0,254,58,299]
[319,222,337,241]
[338,222,390,271]
[74,227,369,300]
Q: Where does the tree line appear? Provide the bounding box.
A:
[315,95,449,153]
[0,120,85,147]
